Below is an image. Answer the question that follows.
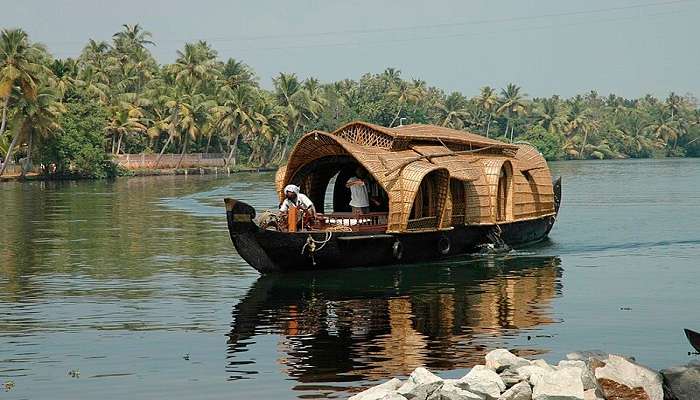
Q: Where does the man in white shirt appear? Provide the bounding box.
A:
[346,169,370,215]
[280,184,316,219]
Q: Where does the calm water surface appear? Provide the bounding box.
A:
[1,159,699,399]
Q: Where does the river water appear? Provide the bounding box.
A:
[1,159,698,399]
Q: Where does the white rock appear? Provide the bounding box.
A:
[431,382,485,400]
[531,367,584,400]
[565,351,608,362]
[497,381,532,400]
[456,365,506,400]
[557,360,597,391]
[485,349,530,372]
[582,389,603,400]
[530,359,555,371]
[594,355,663,400]
[515,365,550,386]
[381,394,409,400]
[398,367,443,397]
[350,378,403,400]
[660,362,700,400]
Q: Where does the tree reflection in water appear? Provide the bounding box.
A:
[227,255,562,393]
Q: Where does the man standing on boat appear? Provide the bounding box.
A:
[346,168,371,215]
[280,184,316,220]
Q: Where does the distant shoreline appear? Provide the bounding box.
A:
[0,165,277,183]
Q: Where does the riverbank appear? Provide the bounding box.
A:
[0,165,277,182]
[350,348,698,400]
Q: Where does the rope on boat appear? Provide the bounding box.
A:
[301,232,333,266]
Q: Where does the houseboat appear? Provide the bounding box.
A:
[225,121,561,273]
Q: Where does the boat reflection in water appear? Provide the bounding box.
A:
[227,254,562,395]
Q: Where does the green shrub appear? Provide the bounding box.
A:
[39,97,117,178]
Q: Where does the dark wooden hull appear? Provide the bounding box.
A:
[685,328,700,352]
[227,179,561,273]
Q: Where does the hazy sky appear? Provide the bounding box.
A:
[5,0,700,98]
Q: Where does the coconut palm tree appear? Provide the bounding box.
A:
[112,24,154,54]
[565,99,599,159]
[222,58,257,90]
[273,73,324,161]
[533,97,567,135]
[8,85,65,174]
[496,83,527,141]
[436,92,469,129]
[105,99,147,155]
[387,80,421,127]
[0,28,52,176]
[475,86,498,137]
[211,85,255,166]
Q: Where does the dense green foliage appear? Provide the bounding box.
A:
[39,98,118,178]
[1,25,699,178]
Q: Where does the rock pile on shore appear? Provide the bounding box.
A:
[349,349,699,400]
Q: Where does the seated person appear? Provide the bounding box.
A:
[280,184,316,221]
[346,168,371,215]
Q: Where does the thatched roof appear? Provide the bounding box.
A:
[331,121,519,151]
[278,122,555,232]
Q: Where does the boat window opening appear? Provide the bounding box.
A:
[407,170,446,230]
[450,179,466,226]
[496,163,512,222]
[523,170,542,214]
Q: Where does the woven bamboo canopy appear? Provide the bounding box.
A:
[277,121,555,232]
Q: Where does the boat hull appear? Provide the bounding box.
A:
[230,216,555,273]
[227,178,561,273]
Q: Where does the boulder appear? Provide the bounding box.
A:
[582,389,603,400]
[429,382,485,400]
[566,351,610,362]
[497,381,532,400]
[557,360,597,391]
[515,365,551,386]
[485,349,531,372]
[660,362,700,400]
[398,367,444,400]
[531,360,556,371]
[593,355,663,400]
[455,365,506,400]
[597,378,650,400]
[498,369,523,388]
[350,378,404,400]
[382,394,409,400]
[531,367,585,400]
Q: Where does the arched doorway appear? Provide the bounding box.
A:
[496,162,513,222]
[407,169,449,230]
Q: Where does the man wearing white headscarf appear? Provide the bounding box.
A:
[280,184,316,219]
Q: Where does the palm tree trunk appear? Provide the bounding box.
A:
[0,131,20,177]
[510,125,514,142]
[485,114,492,137]
[389,105,403,127]
[226,132,239,166]
[154,134,173,168]
[279,119,299,162]
[176,137,187,169]
[115,132,124,155]
[267,134,280,165]
[504,120,510,139]
[0,96,9,136]
[24,133,33,176]
[579,130,588,159]
[205,134,212,154]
